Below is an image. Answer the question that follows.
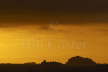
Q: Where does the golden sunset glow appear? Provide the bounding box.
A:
[0,23,107,64]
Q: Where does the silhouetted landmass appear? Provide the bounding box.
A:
[24,62,36,65]
[41,60,62,65]
[66,56,96,65]
[0,56,107,72]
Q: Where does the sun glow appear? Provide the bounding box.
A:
[0,24,107,63]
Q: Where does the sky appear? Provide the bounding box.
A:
[0,0,107,64]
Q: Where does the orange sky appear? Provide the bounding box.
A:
[0,23,107,64]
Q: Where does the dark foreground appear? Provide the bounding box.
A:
[0,64,107,72]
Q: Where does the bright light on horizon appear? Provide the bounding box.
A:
[0,23,107,63]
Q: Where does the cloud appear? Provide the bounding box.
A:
[0,0,108,26]
[0,0,108,13]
